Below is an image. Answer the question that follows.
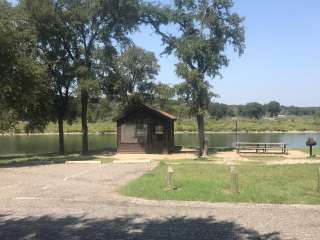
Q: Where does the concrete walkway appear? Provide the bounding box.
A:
[0,163,319,239]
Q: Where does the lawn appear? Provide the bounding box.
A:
[299,147,320,156]
[122,162,320,204]
[0,152,114,167]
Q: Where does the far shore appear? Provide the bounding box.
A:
[1,130,320,136]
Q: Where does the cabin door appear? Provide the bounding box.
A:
[150,123,165,153]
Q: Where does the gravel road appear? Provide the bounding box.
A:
[0,162,319,240]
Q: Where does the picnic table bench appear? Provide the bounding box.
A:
[236,142,288,154]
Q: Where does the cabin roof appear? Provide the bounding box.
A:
[114,104,177,121]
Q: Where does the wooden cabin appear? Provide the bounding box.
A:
[114,104,176,153]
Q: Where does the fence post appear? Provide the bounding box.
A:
[167,166,174,190]
[230,166,239,193]
[204,139,208,156]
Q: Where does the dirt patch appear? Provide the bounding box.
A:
[265,159,320,165]
[112,148,198,162]
[212,150,317,165]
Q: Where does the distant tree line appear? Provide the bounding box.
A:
[80,93,320,122]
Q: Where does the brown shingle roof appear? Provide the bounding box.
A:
[114,104,177,121]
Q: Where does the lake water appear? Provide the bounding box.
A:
[0,132,319,156]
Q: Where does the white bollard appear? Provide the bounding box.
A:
[167,166,174,190]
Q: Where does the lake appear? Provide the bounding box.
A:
[0,132,318,155]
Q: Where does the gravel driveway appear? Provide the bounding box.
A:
[0,162,319,240]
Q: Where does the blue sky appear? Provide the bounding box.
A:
[131,0,320,107]
[10,0,320,106]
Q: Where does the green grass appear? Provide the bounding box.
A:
[0,152,113,167]
[299,147,320,156]
[122,163,320,204]
[176,116,320,132]
[6,116,320,134]
[244,156,287,161]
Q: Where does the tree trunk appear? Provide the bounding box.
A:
[81,89,89,155]
[197,113,207,157]
[58,116,65,154]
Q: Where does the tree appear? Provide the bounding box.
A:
[241,102,265,119]
[153,83,176,111]
[0,0,50,133]
[208,102,235,119]
[24,0,78,154]
[102,46,159,107]
[150,0,245,156]
[265,101,281,117]
[25,0,142,154]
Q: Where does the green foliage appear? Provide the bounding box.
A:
[25,0,79,126]
[23,0,146,153]
[240,102,265,119]
[265,101,281,117]
[208,103,235,119]
[153,83,177,112]
[153,0,245,115]
[102,46,160,106]
[0,1,51,132]
[148,0,245,155]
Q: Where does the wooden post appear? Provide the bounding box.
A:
[317,167,320,193]
[235,120,238,146]
[230,166,239,193]
[149,160,152,171]
[310,145,313,157]
[167,166,174,190]
[204,139,208,156]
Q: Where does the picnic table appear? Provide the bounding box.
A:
[236,142,288,154]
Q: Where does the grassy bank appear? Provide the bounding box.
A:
[0,152,114,167]
[123,163,320,204]
[6,116,320,134]
[176,116,320,132]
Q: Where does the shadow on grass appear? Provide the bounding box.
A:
[0,148,116,168]
[0,214,280,240]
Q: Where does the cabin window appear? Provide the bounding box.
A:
[155,125,164,135]
[121,122,147,143]
[136,123,148,137]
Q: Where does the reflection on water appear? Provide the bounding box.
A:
[0,132,318,155]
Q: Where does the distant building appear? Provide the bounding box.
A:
[114,104,176,153]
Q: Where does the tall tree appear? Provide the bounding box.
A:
[24,0,78,154]
[24,0,142,154]
[150,0,245,156]
[0,0,50,133]
[240,102,265,119]
[154,83,176,111]
[101,46,159,107]
[266,101,281,117]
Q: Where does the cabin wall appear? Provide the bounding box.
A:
[116,110,174,153]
